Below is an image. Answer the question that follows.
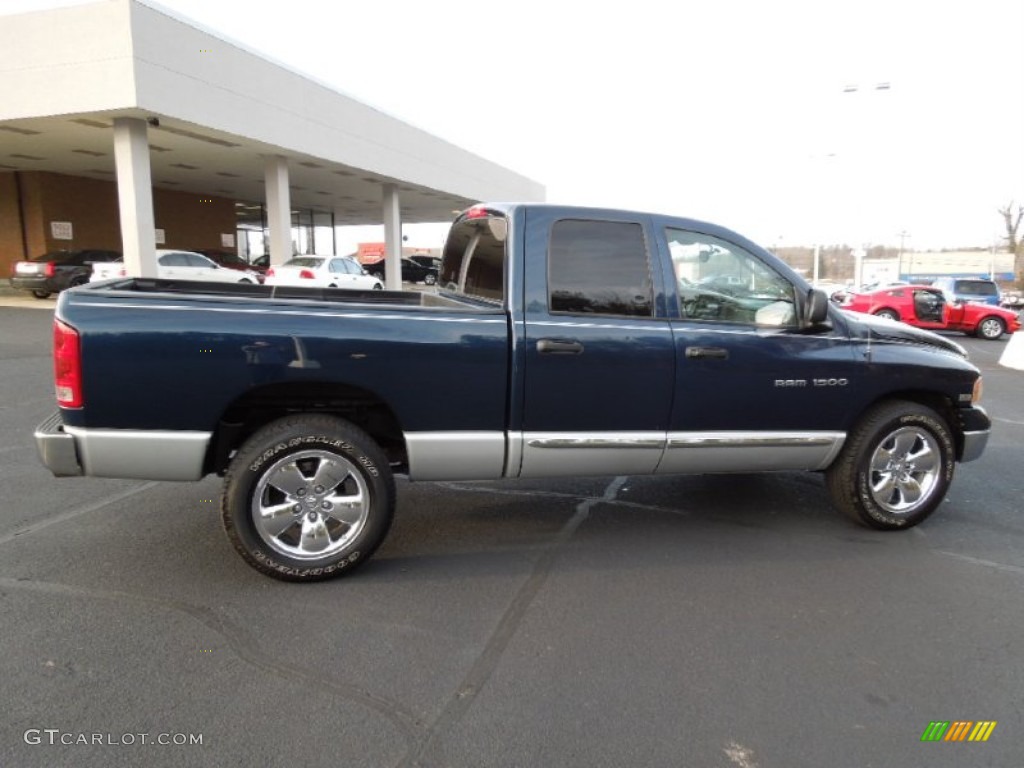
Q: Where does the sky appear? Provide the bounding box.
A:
[4,0,1023,252]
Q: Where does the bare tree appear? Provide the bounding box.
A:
[999,202,1024,288]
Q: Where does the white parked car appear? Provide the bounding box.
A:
[90,249,261,284]
[264,256,383,290]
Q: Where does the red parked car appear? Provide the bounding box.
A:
[839,285,1021,340]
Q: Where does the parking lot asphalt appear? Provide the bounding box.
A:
[1,302,1022,768]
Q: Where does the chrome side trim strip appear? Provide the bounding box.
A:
[62,426,211,481]
[526,433,665,450]
[666,432,845,449]
[515,430,847,478]
[659,431,846,473]
[405,431,506,481]
[519,431,665,478]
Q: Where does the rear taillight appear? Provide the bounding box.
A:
[299,269,315,279]
[53,319,83,408]
[266,268,275,277]
[44,262,56,278]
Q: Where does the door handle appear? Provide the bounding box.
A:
[685,346,729,360]
[537,338,584,355]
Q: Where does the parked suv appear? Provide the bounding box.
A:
[10,249,121,299]
[931,277,1001,306]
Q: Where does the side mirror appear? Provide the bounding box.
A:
[803,288,830,326]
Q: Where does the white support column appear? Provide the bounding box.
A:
[264,155,292,265]
[112,117,157,278]
[382,184,402,290]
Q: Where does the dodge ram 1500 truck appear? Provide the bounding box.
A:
[36,203,991,581]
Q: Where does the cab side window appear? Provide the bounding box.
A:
[160,252,189,267]
[667,228,796,327]
[548,219,652,317]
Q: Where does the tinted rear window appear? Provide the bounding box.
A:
[440,215,506,302]
[30,251,72,263]
[29,250,118,264]
[285,257,324,268]
[954,280,998,296]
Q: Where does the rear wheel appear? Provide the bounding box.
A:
[873,308,899,321]
[31,290,51,299]
[976,316,1005,340]
[825,400,955,530]
[373,283,383,290]
[221,415,395,581]
[424,273,437,285]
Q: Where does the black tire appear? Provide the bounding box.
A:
[423,273,437,286]
[873,308,899,321]
[976,316,1005,340]
[68,275,88,289]
[825,401,955,530]
[237,278,255,284]
[221,414,395,581]
[373,283,383,290]
[31,290,51,299]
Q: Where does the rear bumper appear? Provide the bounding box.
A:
[35,412,212,480]
[959,406,990,463]
[34,411,83,477]
[9,276,58,293]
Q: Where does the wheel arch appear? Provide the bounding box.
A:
[974,314,1006,339]
[871,305,900,319]
[841,389,968,463]
[203,380,406,476]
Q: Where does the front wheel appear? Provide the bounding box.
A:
[31,290,51,299]
[423,273,437,285]
[825,401,955,530]
[976,316,1005,340]
[221,415,395,581]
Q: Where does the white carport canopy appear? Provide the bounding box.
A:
[0,0,544,288]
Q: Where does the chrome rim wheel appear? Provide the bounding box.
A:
[251,449,370,560]
[979,317,1003,339]
[868,426,940,515]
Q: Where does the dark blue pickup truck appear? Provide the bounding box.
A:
[36,204,991,580]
